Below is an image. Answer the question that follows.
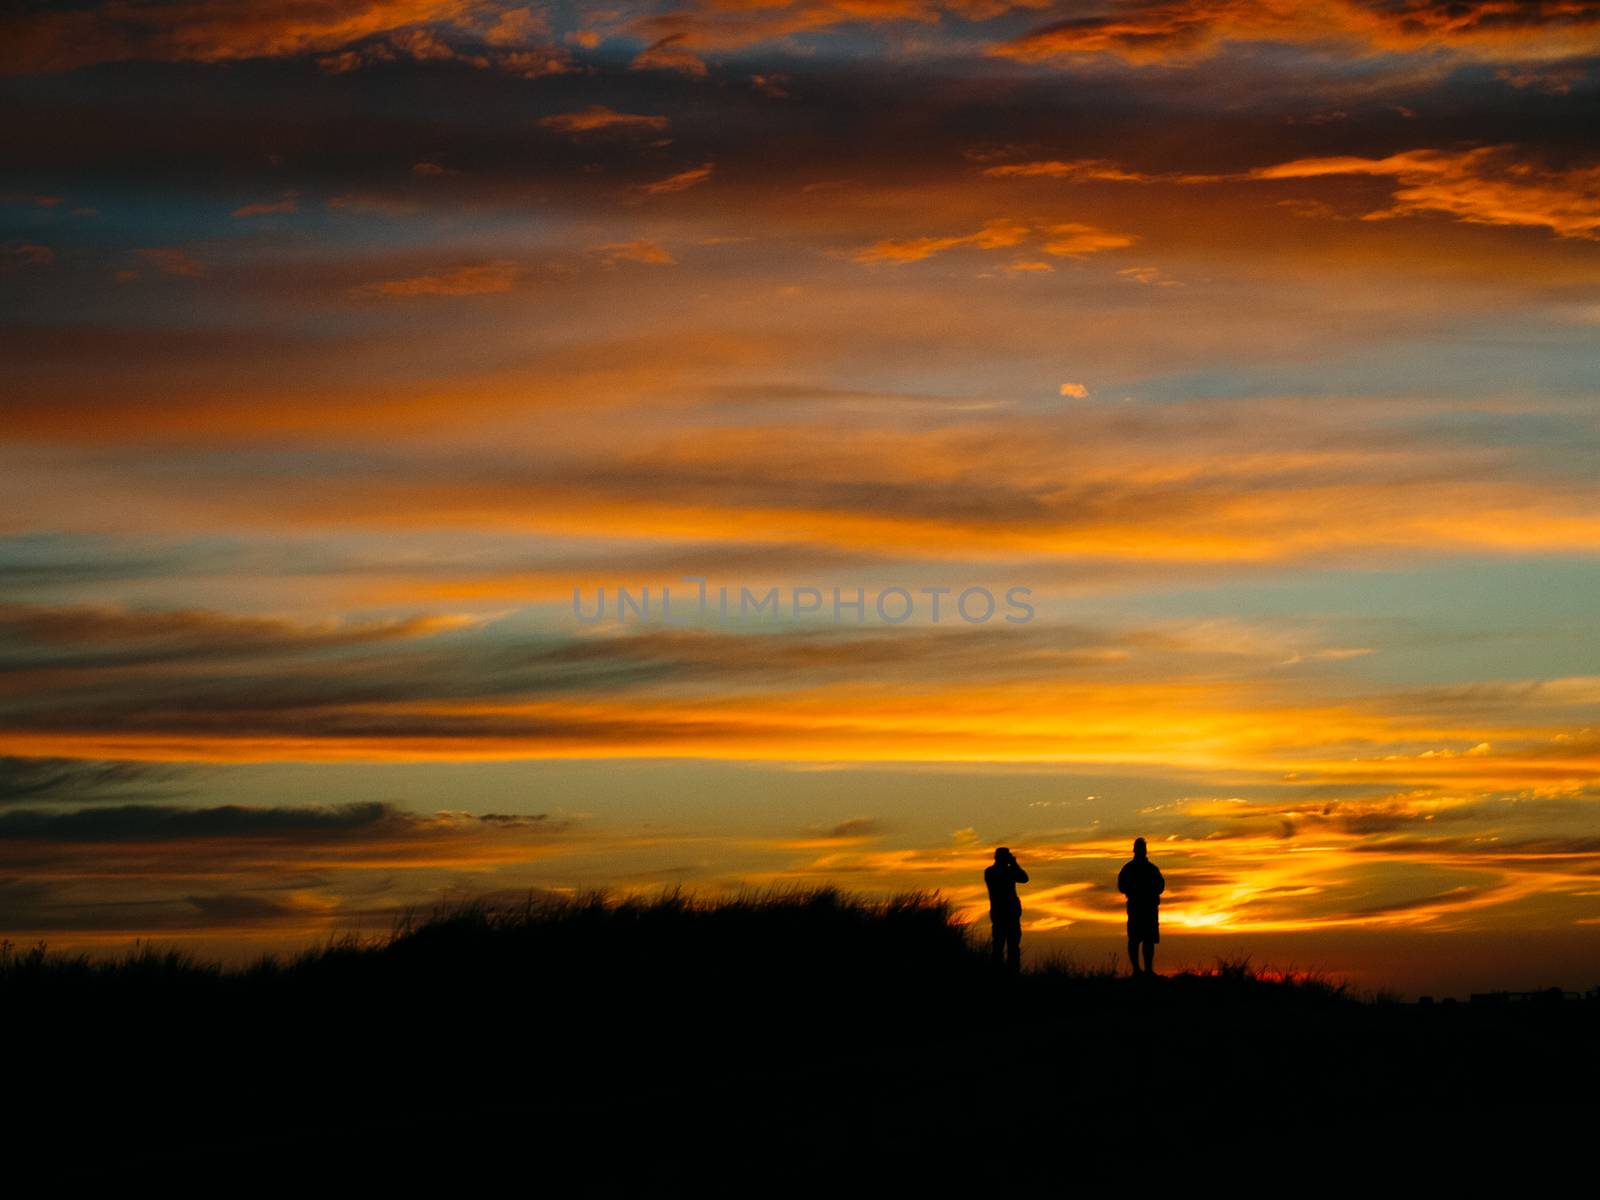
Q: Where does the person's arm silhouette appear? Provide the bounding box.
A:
[1012,859,1029,885]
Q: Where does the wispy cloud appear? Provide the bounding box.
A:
[541,105,671,137]
[641,162,716,195]
[350,259,521,297]
[231,191,298,218]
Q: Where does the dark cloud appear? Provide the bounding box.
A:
[0,603,465,671]
[0,756,181,805]
[1348,834,1600,866]
[183,891,307,921]
[1349,882,1502,917]
[0,536,193,592]
[822,817,884,839]
[0,876,55,919]
[0,801,406,842]
[0,604,1150,753]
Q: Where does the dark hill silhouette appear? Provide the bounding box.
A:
[4,889,1594,1190]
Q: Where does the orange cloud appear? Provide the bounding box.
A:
[994,0,1600,67]
[1041,222,1137,256]
[1250,146,1600,239]
[642,162,717,195]
[1,0,578,78]
[981,159,1221,184]
[984,145,1600,239]
[540,105,671,136]
[349,259,521,297]
[853,218,1033,264]
[595,240,677,265]
[3,0,478,74]
[630,33,709,76]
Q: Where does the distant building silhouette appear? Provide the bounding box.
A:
[1470,988,1579,1005]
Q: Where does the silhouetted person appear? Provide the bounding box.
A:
[984,847,1029,971]
[1117,837,1164,976]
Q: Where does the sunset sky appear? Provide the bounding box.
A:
[3,0,1597,995]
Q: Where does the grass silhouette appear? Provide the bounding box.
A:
[4,888,1593,1189]
[1,887,1352,1013]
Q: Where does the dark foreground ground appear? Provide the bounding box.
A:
[7,890,1596,1190]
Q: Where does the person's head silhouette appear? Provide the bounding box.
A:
[994,846,1012,864]
[1133,837,1147,860]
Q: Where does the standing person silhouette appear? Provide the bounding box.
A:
[984,847,1029,972]
[1117,837,1165,976]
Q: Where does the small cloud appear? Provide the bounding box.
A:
[1042,222,1135,256]
[483,7,549,46]
[1118,265,1182,287]
[1497,64,1587,95]
[594,240,676,266]
[1,242,54,270]
[1058,382,1089,399]
[327,193,415,216]
[750,73,790,98]
[858,219,1130,266]
[389,27,481,66]
[1277,197,1342,221]
[982,159,1150,182]
[410,162,458,177]
[318,44,396,74]
[822,817,884,840]
[494,49,571,79]
[134,247,205,277]
[232,190,298,217]
[642,162,715,196]
[855,218,1029,265]
[1285,109,1349,125]
[351,260,521,298]
[540,106,670,137]
[1005,260,1054,274]
[631,34,707,77]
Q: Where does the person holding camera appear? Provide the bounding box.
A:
[984,847,1029,971]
